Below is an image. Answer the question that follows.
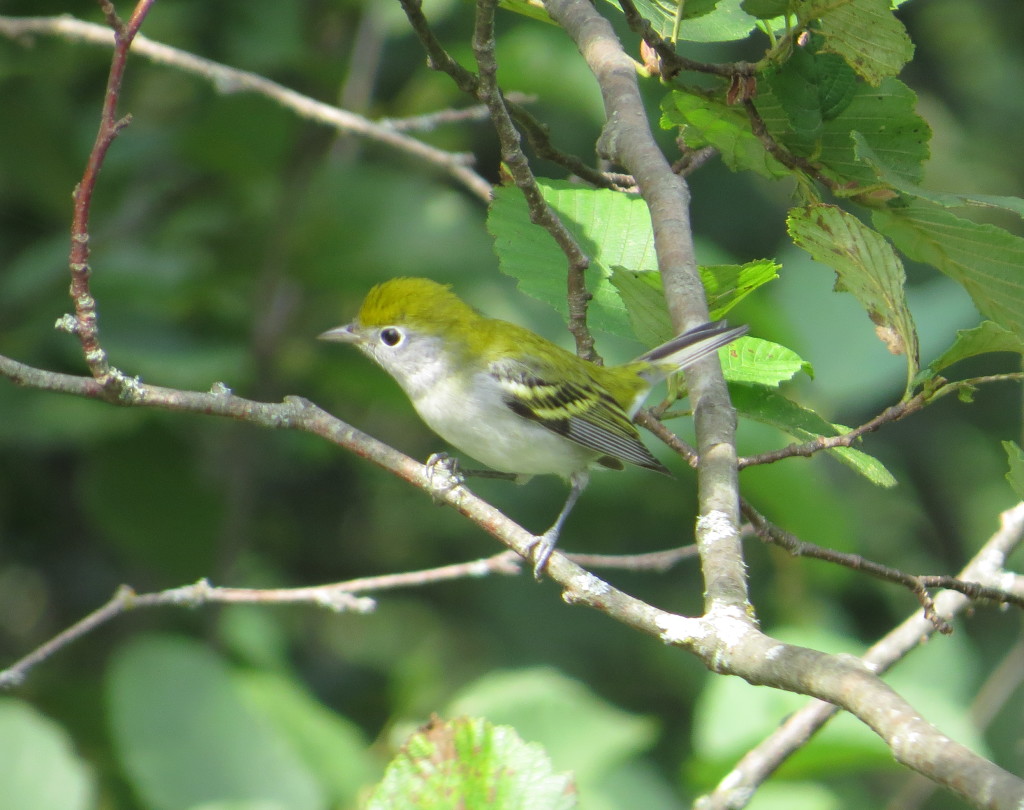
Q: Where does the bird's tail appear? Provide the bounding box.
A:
[634,320,748,382]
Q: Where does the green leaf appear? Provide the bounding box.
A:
[852,133,1024,217]
[366,716,576,810]
[801,0,914,85]
[702,260,781,317]
[788,205,919,385]
[730,384,897,486]
[608,269,675,346]
[107,635,324,810]
[757,76,930,187]
[1004,441,1024,500]
[488,180,657,338]
[764,49,858,153]
[0,699,94,810]
[498,0,556,24]
[661,91,793,179]
[721,337,814,386]
[609,261,778,346]
[918,321,1024,383]
[873,202,1024,341]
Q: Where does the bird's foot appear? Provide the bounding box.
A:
[425,452,464,504]
[526,531,558,581]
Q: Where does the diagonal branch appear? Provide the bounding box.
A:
[4,349,1023,805]
[701,502,1024,809]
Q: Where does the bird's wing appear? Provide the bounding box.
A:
[490,357,669,474]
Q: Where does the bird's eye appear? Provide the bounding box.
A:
[379,327,404,347]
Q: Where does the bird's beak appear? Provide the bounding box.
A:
[317,323,360,343]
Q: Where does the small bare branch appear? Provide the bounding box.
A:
[742,498,1024,627]
[0,552,525,688]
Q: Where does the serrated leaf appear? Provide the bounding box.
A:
[661,91,793,180]
[764,48,858,155]
[491,182,775,344]
[804,0,914,85]
[853,133,1024,217]
[918,321,1024,383]
[447,668,656,782]
[788,205,919,388]
[873,202,1024,341]
[731,384,897,486]
[1004,441,1024,500]
[757,76,930,187]
[703,260,781,319]
[722,337,813,386]
[366,717,576,810]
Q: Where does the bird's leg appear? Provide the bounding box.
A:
[529,471,589,580]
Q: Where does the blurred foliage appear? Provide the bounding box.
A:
[1,0,1023,808]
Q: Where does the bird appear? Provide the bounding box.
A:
[319,277,747,577]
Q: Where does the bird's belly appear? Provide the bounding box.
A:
[411,375,595,478]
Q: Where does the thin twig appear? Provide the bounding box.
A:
[739,391,928,468]
[742,98,845,192]
[67,0,157,388]
[741,498,1024,628]
[0,553,525,687]
[378,93,535,131]
[567,544,699,572]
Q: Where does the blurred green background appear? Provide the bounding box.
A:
[1,1,1022,807]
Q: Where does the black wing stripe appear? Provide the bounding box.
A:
[566,418,666,472]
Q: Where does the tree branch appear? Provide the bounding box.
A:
[701,502,1024,809]
[4,350,1023,804]
[0,553,524,688]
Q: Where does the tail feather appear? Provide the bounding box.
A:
[635,320,748,380]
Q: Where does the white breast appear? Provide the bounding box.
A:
[412,370,597,479]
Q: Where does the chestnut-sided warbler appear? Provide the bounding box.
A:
[319,277,747,577]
